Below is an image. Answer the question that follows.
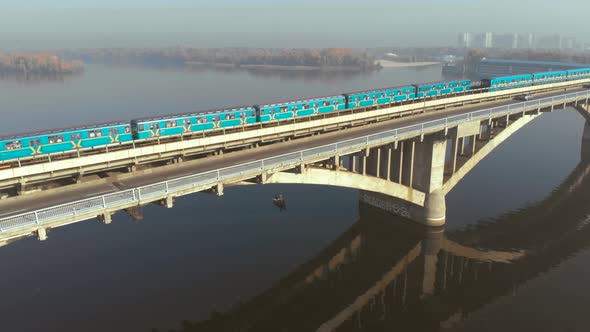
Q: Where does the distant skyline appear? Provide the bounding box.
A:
[1,0,588,50]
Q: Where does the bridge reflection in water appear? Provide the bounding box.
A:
[169,143,590,332]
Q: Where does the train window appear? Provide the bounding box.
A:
[70,133,81,141]
[197,117,208,124]
[88,129,102,138]
[124,126,131,133]
[334,100,339,105]
[108,128,119,136]
[363,95,370,101]
[149,123,160,130]
[302,104,309,110]
[323,101,330,106]
[280,107,288,113]
[29,139,41,147]
[48,135,63,144]
[211,115,220,121]
[292,105,298,111]
[165,120,177,128]
[5,141,22,150]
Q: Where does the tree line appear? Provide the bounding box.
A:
[60,47,380,71]
[0,53,83,75]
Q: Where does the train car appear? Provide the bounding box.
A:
[532,71,568,85]
[0,122,131,161]
[131,107,256,140]
[414,79,470,98]
[255,95,345,123]
[448,79,471,93]
[481,74,533,92]
[344,86,415,109]
[567,68,590,80]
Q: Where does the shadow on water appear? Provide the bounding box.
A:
[164,143,590,332]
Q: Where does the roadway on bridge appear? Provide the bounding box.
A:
[0,87,584,219]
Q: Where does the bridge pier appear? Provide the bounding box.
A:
[361,135,447,226]
[37,228,47,241]
[573,103,590,161]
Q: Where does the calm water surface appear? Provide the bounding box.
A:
[0,64,589,332]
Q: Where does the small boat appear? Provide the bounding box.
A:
[273,193,287,212]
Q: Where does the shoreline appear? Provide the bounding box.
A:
[376,60,440,68]
[185,61,373,72]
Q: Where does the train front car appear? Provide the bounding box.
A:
[0,122,131,162]
[256,95,345,123]
[344,86,415,109]
[533,71,568,85]
[481,74,533,92]
[567,68,590,81]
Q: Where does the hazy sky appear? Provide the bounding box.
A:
[1,0,587,50]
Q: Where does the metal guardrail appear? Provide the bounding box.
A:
[0,91,586,234]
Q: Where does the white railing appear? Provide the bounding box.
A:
[0,91,586,234]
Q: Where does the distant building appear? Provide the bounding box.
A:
[457,32,584,50]
[484,32,494,48]
[457,33,473,48]
[536,34,563,49]
[474,58,588,79]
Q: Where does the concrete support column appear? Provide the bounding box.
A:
[412,136,447,226]
[17,179,27,196]
[458,137,465,156]
[450,130,459,174]
[165,196,174,208]
[400,141,415,188]
[471,134,477,155]
[386,145,393,181]
[365,147,381,178]
[351,154,358,173]
[574,104,590,161]
[101,212,112,224]
[37,228,47,241]
[216,183,224,196]
[397,141,404,183]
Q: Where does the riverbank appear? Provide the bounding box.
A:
[185,61,368,72]
[376,59,440,68]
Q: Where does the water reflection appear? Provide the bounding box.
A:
[170,149,590,332]
[0,72,82,85]
[90,61,380,83]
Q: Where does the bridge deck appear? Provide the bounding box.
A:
[0,88,588,241]
[0,87,584,219]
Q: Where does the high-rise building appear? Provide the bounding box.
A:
[484,32,494,48]
[457,33,473,48]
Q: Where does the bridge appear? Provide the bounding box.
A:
[171,147,590,331]
[1,78,590,244]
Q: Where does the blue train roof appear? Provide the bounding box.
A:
[414,79,470,87]
[259,94,344,108]
[480,58,588,68]
[344,84,415,96]
[0,121,128,141]
[132,105,256,123]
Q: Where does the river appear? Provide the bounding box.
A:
[0,64,589,332]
